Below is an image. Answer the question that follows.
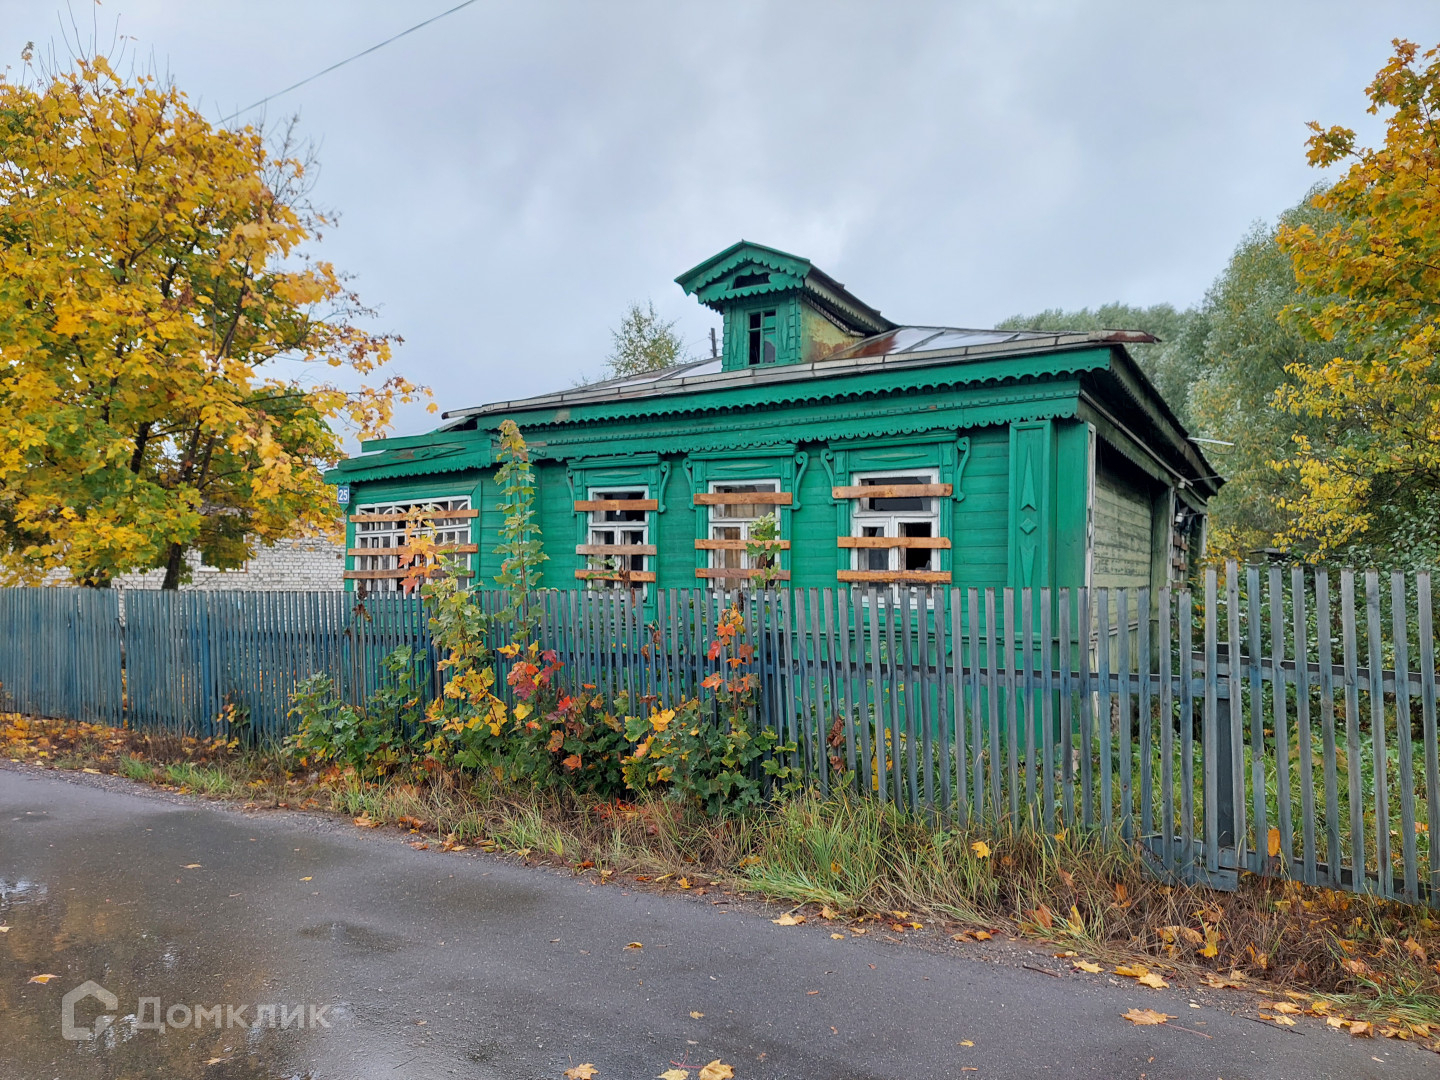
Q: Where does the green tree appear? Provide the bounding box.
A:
[996,303,1205,426]
[605,300,688,378]
[1275,39,1440,566]
[0,57,422,589]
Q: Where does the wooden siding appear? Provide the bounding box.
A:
[1093,457,1153,592]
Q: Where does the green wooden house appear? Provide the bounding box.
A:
[327,241,1219,607]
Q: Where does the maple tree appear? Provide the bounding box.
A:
[0,55,425,587]
[1275,39,1440,556]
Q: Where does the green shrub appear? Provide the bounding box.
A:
[286,647,428,778]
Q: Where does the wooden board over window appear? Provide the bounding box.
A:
[573,499,658,512]
[837,570,952,585]
[831,484,951,500]
[692,491,793,506]
[695,567,792,580]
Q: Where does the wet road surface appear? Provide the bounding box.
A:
[1,764,1436,1080]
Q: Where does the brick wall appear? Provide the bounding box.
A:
[106,538,346,591]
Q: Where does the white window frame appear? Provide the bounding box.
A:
[707,479,781,576]
[585,486,649,592]
[848,469,942,579]
[353,495,472,594]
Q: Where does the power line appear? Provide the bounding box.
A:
[217,0,481,126]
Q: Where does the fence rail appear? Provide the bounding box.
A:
[0,565,1436,906]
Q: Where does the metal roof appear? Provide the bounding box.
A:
[439,326,1156,424]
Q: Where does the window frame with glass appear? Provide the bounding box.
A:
[847,470,943,577]
[584,486,650,591]
[351,495,473,594]
[706,479,782,579]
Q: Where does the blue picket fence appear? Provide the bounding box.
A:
[1,573,1437,906]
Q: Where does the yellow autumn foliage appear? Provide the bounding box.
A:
[0,56,426,586]
[1275,40,1440,553]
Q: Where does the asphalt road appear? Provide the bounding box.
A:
[1,764,1436,1080]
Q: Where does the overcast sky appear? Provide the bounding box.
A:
[3,1,1439,439]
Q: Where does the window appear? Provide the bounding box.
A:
[747,309,778,365]
[586,487,649,590]
[849,472,941,576]
[352,496,472,594]
[708,481,780,576]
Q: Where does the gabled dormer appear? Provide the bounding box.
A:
[676,241,896,371]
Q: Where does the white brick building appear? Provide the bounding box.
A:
[108,537,346,591]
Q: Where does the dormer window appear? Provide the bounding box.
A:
[732,271,770,289]
[748,309,778,365]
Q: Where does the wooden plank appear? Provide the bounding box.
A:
[346,544,478,557]
[1416,573,1440,901]
[831,483,952,499]
[867,589,886,804]
[950,587,969,826]
[344,568,473,581]
[691,491,793,505]
[979,593,990,817]
[348,508,478,522]
[1202,569,1218,872]
[1391,572,1419,903]
[1316,570,1342,889]
[1040,588,1055,830]
[694,538,790,550]
[575,544,657,556]
[1226,563,1248,873]
[1341,570,1365,892]
[1137,587,1153,841]
[694,568,792,581]
[836,570,952,585]
[1021,588,1036,826]
[837,536,952,550]
[1365,571,1391,898]
[1096,587,1113,832]
[986,588,1003,821]
[1246,566,1267,876]
[572,499,658,512]
[1292,567,1318,886]
[1077,586,1094,829]
[573,570,656,583]
[1117,588,1133,839]
[1058,589,1074,827]
[1269,566,1294,871]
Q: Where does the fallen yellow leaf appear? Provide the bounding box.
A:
[820,905,839,920]
[772,912,804,926]
[697,1061,734,1080]
[1348,1020,1374,1037]
[82,767,100,774]
[1136,973,1169,989]
[1327,1016,1347,1028]
[564,1066,599,1080]
[625,942,643,949]
[1267,827,1282,858]
[300,876,312,882]
[658,1071,690,1080]
[959,1039,974,1046]
[1073,960,1102,974]
[971,840,992,859]
[1123,1008,1174,1026]
[831,933,845,940]
[353,814,376,828]
[181,863,202,869]
[0,925,9,933]
[27,974,58,984]
[1271,1001,1302,1015]
[678,877,691,889]
[1114,964,1150,978]
[972,930,992,941]
[690,1011,704,1019]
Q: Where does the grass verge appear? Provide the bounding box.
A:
[4,712,1439,1043]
